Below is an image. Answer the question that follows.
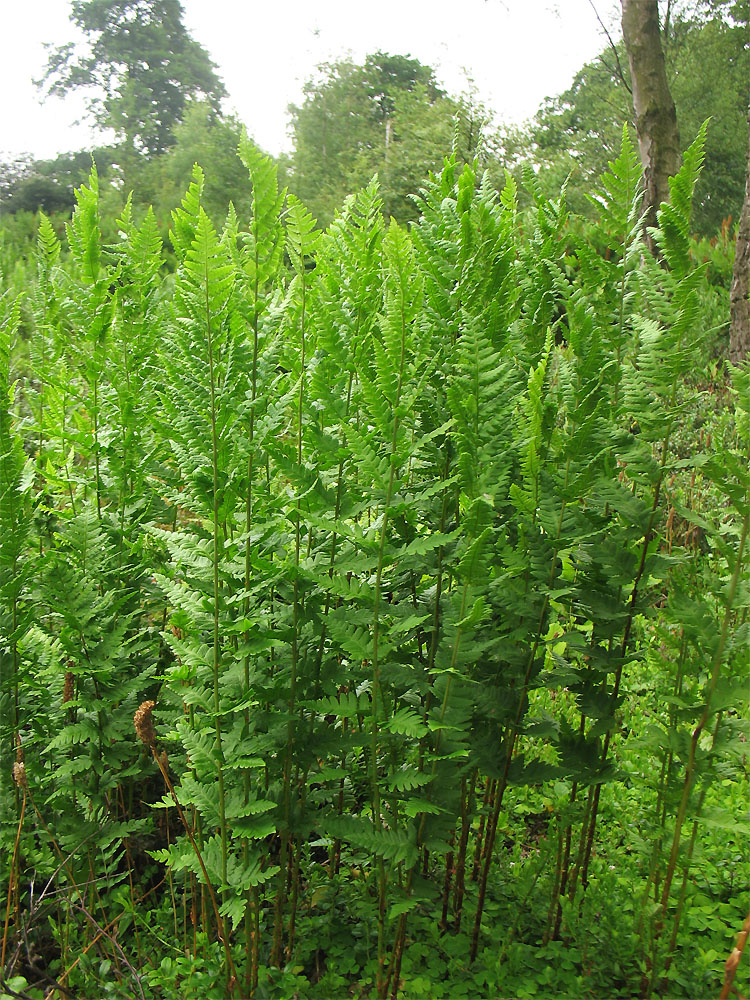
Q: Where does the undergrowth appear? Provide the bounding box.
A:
[0,124,748,1000]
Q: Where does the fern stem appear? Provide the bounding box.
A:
[471,778,494,882]
[370,253,410,999]
[152,749,238,996]
[653,502,748,966]
[372,456,397,998]
[544,820,565,946]
[566,777,593,906]
[386,455,466,995]
[659,795,706,987]
[241,214,262,997]
[308,369,355,705]
[92,376,101,518]
[552,784,576,940]
[471,454,571,962]
[452,768,476,932]
[204,257,229,894]
[637,630,688,939]
[391,593,468,979]
[580,418,675,888]
[1,781,25,968]
[273,260,309,968]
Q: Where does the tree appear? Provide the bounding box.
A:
[665,5,749,233]
[0,148,117,217]
[729,107,750,363]
[621,0,681,246]
[288,53,491,227]
[518,54,632,217]
[0,157,36,213]
[146,101,259,228]
[39,0,226,158]
[519,4,749,234]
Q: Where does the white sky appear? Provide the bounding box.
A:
[1,0,620,162]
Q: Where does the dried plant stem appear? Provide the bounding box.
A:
[56,908,127,990]
[18,789,125,987]
[150,748,238,997]
[66,899,146,1000]
[1,784,25,967]
[720,908,750,1000]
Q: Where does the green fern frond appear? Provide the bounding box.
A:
[170,162,205,260]
[285,193,321,275]
[587,123,642,239]
[653,121,709,275]
[66,162,102,284]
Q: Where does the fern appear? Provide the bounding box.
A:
[0,131,742,998]
[0,292,33,799]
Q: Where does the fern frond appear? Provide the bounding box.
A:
[653,121,709,276]
[66,162,101,284]
[170,163,205,261]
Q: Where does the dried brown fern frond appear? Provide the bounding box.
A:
[134,700,157,748]
[63,671,75,705]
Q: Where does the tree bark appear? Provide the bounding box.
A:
[621,0,681,250]
[729,108,750,364]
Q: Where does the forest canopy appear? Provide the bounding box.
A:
[1,0,747,238]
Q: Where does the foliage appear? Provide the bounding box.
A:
[38,0,226,157]
[288,52,498,227]
[517,5,749,234]
[145,101,258,228]
[0,149,118,217]
[0,128,748,1000]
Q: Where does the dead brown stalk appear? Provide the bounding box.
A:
[133,700,239,996]
[720,907,750,1000]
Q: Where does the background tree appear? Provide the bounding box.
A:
[519,2,748,235]
[517,53,631,217]
[621,0,680,245]
[288,52,494,226]
[38,0,226,159]
[660,0,749,233]
[146,101,258,228]
[0,149,117,218]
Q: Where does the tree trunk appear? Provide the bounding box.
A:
[621,0,681,250]
[729,108,750,365]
